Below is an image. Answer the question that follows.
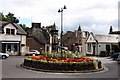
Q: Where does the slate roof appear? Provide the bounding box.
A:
[110,31,120,34]
[0,21,27,35]
[13,23,27,35]
[95,34,119,43]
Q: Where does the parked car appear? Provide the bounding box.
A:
[62,47,68,50]
[117,55,120,64]
[25,50,40,56]
[0,52,9,59]
[111,52,120,60]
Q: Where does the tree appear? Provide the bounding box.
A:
[0,12,6,21]
[0,12,27,31]
[0,12,19,23]
[5,12,19,23]
[19,24,27,31]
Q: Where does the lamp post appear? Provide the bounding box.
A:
[58,5,67,57]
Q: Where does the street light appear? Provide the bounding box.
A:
[58,5,67,57]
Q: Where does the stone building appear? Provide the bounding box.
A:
[46,23,58,52]
[26,23,58,52]
[62,26,89,54]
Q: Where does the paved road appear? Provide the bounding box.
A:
[1,56,120,79]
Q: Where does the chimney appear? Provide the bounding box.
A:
[109,26,113,34]
[32,23,41,28]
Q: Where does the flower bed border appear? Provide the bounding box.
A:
[21,63,104,73]
[22,58,103,72]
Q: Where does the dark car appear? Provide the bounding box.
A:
[111,52,120,60]
[117,55,120,64]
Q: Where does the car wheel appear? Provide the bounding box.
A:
[118,61,120,64]
[2,55,6,59]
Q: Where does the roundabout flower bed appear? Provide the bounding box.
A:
[23,55,102,71]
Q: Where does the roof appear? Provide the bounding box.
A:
[27,26,50,44]
[78,26,81,31]
[95,34,119,43]
[13,23,27,35]
[0,21,27,35]
[110,31,120,34]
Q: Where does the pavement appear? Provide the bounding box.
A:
[1,56,120,80]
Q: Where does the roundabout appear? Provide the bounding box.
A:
[3,56,118,78]
[22,53,104,73]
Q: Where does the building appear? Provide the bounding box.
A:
[86,32,119,56]
[26,23,48,51]
[109,26,120,34]
[46,23,58,52]
[0,21,27,55]
[62,26,89,54]
[26,23,58,52]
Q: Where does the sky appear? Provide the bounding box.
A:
[0,0,119,35]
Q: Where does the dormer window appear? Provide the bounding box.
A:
[6,28,10,34]
[11,29,15,35]
[6,28,15,35]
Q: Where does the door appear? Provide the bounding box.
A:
[93,46,95,55]
[106,45,110,56]
[2,43,6,53]
[92,43,96,55]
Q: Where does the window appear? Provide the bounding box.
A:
[99,45,101,47]
[11,29,15,35]
[90,37,92,40]
[6,28,10,34]
[87,43,91,52]
[6,28,15,35]
[14,44,18,52]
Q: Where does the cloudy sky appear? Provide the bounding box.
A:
[0,0,119,35]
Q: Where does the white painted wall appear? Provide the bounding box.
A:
[0,34,21,41]
[97,43,118,55]
[97,43,106,55]
[21,35,27,55]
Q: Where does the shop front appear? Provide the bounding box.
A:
[2,41,20,55]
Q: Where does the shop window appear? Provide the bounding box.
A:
[7,44,11,51]
[6,28,10,34]
[14,44,18,52]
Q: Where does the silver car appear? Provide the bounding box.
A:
[25,50,40,56]
[29,50,40,54]
[0,52,9,59]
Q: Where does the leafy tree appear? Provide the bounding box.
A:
[5,12,19,23]
[0,12,19,23]
[0,12,6,21]
[0,12,28,31]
